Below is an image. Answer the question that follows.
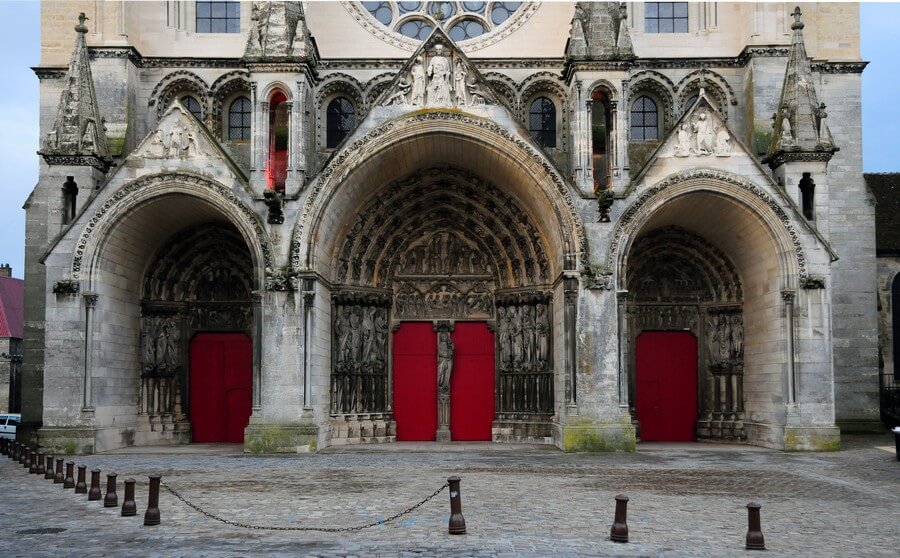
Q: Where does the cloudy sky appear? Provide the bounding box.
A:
[0,2,897,280]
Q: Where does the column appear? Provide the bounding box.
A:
[616,290,629,408]
[609,100,619,183]
[564,277,578,409]
[252,291,263,411]
[782,290,797,404]
[301,280,315,408]
[82,293,98,413]
[585,99,594,190]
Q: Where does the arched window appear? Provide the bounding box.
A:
[529,97,556,148]
[591,88,613,190]
[799,173,815,221]
[630,96,659,141]
[267,91,288,192]
[326,97,355,149]
[228,96,251,141]
[181,95,202,120]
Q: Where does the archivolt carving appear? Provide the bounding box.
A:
[483,72,519,112]
[607,169,807,279]
[149,71,210,121]
[334,168,549,289]
[676,69,736,107]
[71,172,273,280]
[293,111,587,271]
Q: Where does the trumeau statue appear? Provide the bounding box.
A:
[437,331,454,394]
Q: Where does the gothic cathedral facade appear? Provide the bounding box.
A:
[23,2,876,453]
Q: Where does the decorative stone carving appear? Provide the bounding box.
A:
[495,292,553,414]
[582,263,614,290]
[53,279,79,296]
[263,190,285,225]
[143,117,210,159]
[800,275,826,289]
[265,265,296,292]
[244,1,313,61]
[331,295,390,414]
[141,315,181,378]
[437,330,454,395]
[595,189,615,223]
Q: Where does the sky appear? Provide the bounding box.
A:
[0,1,898,280]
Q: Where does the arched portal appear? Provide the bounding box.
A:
[69,183,266,451]
[300,117,583,446]
[618,184,800,447]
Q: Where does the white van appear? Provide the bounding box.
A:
[0,413,20,440]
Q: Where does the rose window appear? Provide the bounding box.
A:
[360,1,523,42]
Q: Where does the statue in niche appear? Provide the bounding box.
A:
[693,111,715,155]
[497,306,510,364]
[454,62,468,107]
[428,234,442,272]
[335,309,351,364]
[348,307,363,362]
[410,59,427,107]
[730,314,744,362]
[509,306,523,364]
[427,44,452,106]
[437,331,454,394]
[778,108,795,148]
[718,314,732,365]
[142,316,180,376]
[447,236,461,273]
[714,126,732,156]
[536,304,549,364]
[674,124,691,157]
[522,305,535,364]
[361,306,375,363]
[374,309,388,362]
[706,314,720,368]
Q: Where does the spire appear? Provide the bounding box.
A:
[764,6,837,168]
[245,1,314,61]
[566,3,633,60]
[40,13,111,171]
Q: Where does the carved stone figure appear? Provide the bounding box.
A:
[427,44,452,106]
[509,306,523,364]
[454,62,468,107]
[148,129,166,158]
[437,331,454,394]
[536,304,549,363]
[522,305,535,364]
[361,306,375,363]
[718,314,731,364]
[383,80,411,106]
[141,316,180,377]
[780,110,795,147]
[693,111,715,155]
[706,314,720,368]
[497,306,510,363]
[410,60,427,107]
[335,310,351,364]
[730,314,744,362]
[674,124,691,157]
[714,126,732,156]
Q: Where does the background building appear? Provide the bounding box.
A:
[23,2,876,453]
[0,263,24,413]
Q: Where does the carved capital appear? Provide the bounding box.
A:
[53,279,80,296]
[799,275,825,289]
[433,320,455,333]
[83,293,99,308]
[781,290,796,304]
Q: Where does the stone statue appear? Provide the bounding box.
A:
[714,126,732,156]
[427,44,452,106]
[718,315,731,365]
[361,306,375,363]
[348,307,363,362]
[706,314,720,368]
[509,306,523,364]
[335,310,351,363]
[497,306,510,363]
[730,314,744,362]
[693,111,715,155]
[247,3,263,54]
[148,129,166,158]
[383,79,411,106]
[437,331,454,394]
[454,62,468,107]
[374,309,388,363]
[779,108,795,147]
[522,305,535,364]
[674,124,691,157]
[410,60,427,107]
[536,304,549,364]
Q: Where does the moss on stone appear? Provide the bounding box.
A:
[245,424,316,454]
[561,420,636,453]
[107,136,125,156]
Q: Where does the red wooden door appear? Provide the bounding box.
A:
[392,323,437,441]
[190,333,252,443]
[635,331,698,442]
[450,322,495,441]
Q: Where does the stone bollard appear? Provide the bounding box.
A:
[745,503,765,550]
[447,476,466,535]
[104,473,118,508]
[610,494,629,543]
[28,450,38,473]
[64,462,76,489]
[75,465,88,494]
[35,453,46,475]
[25,448,34,470]
[54,458,65,484]
[88,469,102,501]
[144,475,161,526]
[0,438,6,455]
[19,445,28,466]
[44,455,55,480]
[121,478,137,517]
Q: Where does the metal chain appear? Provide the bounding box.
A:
[161,482,448,532]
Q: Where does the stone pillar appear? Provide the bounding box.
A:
[563,277,578,409]
[82,293,98,414]
[584,99,594,191]
[609,100,619,184]
[251,291,263,411]
[616,290,628,408]
[782,290,796,404]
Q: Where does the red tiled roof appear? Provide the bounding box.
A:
[0,276,24,339]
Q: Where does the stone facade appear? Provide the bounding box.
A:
[22,2,874,453]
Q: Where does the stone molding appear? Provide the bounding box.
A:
[70,172,273,280]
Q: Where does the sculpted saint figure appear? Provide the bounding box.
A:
[714,126,732,156]
[536,304,549,364]
[706,315,720,368]
[497,307,510,364]
[522,305,535,364]
[693,112,715,155]
[410,60,427,107]
[427,44,452,106]
[454,63,468,107]
[509,306,523,364]
[437,331,454,394]
[674,124,690,157]
[730,314,744,362]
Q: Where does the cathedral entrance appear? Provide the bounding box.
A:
[326,167,557,444]
[635,331,698,441]
[189,333,252,443]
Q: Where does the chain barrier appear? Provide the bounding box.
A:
[161,481,448,532]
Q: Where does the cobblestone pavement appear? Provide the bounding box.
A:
[1,435,898,557]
